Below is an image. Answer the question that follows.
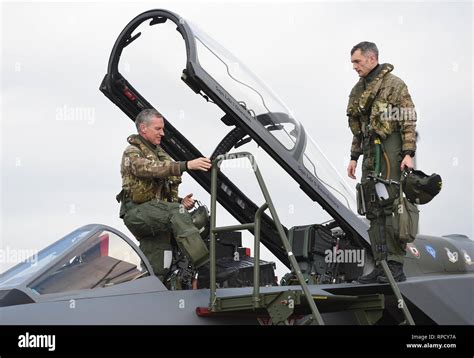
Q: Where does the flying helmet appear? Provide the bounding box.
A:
[402,169,442,205]
[190,202,210,238]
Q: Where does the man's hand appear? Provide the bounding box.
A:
[187,157,212,171]
[347,160,357,179]
[400,155,414,171]
[181,193,195,210]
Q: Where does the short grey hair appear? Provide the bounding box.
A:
[351,41,379,60]
[135,109,163,133]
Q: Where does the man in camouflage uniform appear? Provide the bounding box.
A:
[346,42,417,283]
[118,109,212,283]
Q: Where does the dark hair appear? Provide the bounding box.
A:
[135,109,163,132]
[351,41,379,60]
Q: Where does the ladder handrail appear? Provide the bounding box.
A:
[380,259,415,325]
[209,152,324,325]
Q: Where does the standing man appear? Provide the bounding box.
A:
[346,42,417,283]
[118,108,211,283]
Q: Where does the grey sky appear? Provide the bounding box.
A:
[1,1,472,279]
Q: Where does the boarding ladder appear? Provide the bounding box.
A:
[196,152,412,325]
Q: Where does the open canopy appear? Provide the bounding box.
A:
[100,9,370,266]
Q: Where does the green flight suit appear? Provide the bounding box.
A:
[347,63,417,264]
[118,134,209,282]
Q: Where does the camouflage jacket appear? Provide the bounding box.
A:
[347,63,417,160]
[120,134,186,204]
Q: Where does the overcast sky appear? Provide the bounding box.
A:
[1,0,472,279]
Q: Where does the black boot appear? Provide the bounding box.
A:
[377,261,406,283]
[357,265,383,284]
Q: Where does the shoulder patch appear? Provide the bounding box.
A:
[123,145,142,156]
[384,73,405,87]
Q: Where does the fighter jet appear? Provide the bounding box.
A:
[0,9,472,325]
